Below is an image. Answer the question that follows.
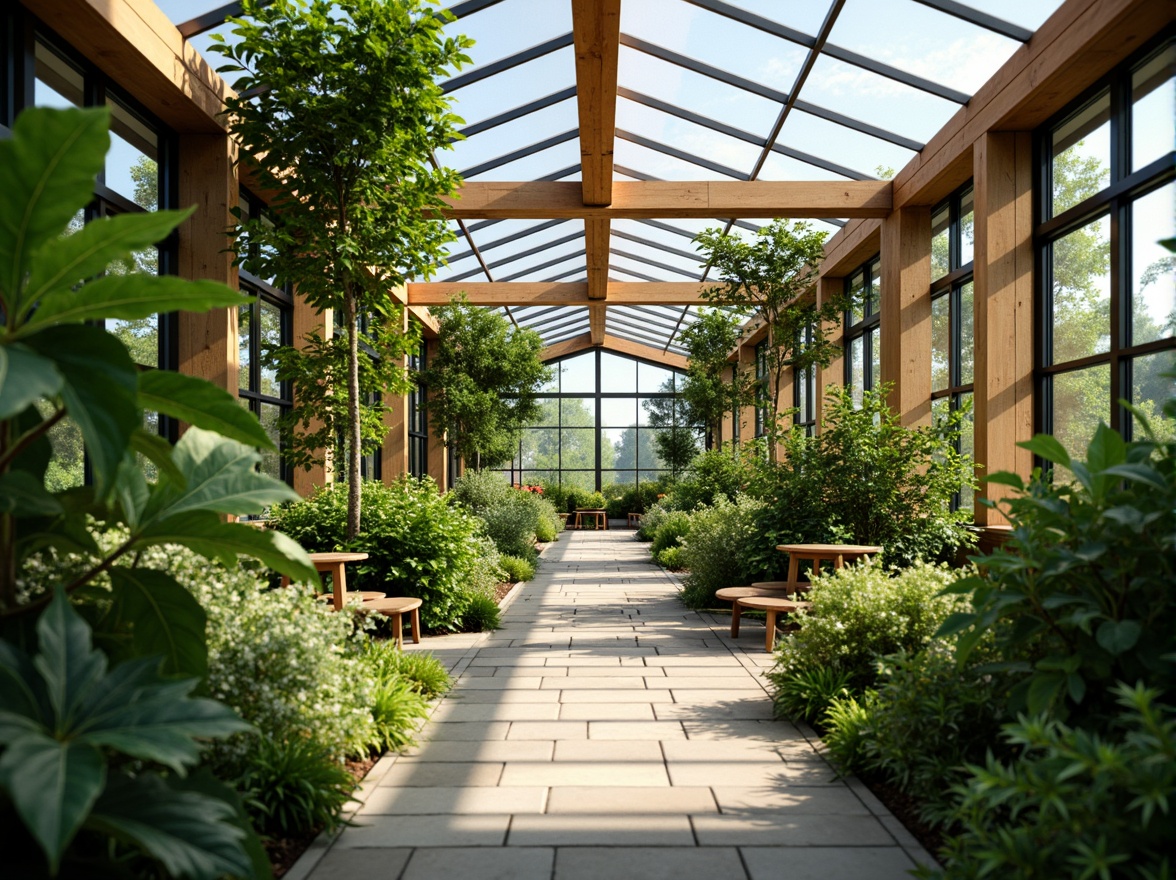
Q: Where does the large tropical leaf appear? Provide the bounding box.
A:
[25,324,140,496]
[108,568,208,679]
[139,371,274,450]
[171,769,273,880]
[0,732,105,874]
[89,772,257,880]
[0,470,64,517]
[22,275,248,334]
[0,344,63,420]
[0,641,50,740]
[32,586,109,731]
[0,106,108,315]
[20,208,194,312]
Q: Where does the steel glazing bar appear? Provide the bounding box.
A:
[500,249,588,282]
[447,219,570,264]
[609,267,662,282]
[459,129,580,179]
[446,230,585,281]
[910,0,1033,41]
[458,87,578,139]
[443,33,574,93]
[610,247,701,278]
[177,3,245,38]
[447,0,508,19]
[611,228,701,263]
[406,282,712,305]
[616,130,748,180]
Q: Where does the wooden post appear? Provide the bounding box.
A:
[425,338,449,491]
[880,206,932,426]
[737,340,757,449]
[177,134,237,393]
[381,309,411,481]
[973,131,1034,526]
[291,303,331,496]
[815,275,845,429]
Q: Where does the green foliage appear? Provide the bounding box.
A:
[0,590,256,879]
[561,487,606,515]
[603,482,663,519]
[363,643,451,701]
[771,561,966,690]
[213,0,470,538]
[422,297,553,468]
[369,674,429,753]
[479,492,541,560]
[695,220,840,459]
[770,664,855,725]
[668,446,761,510]
[635,501,670,541]
[461,593,502,633]
[655,546,686,571]
[678,495,768,608]
[821,692,877,775]
[926,684,1175,880]
[940,417,1176,724]
[534,514,558,543]
[678,307,756,447]
[650,509,694,555]
[235,738,355,839]
[499,555,536,583]
[863,646,1005,828]
[452,469,513,515]
[268,478,486,631]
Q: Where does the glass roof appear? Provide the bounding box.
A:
[158,0,1068,356]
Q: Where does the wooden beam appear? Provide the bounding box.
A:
[408,305,439,336]
[601,334,688,370]
[406,281,713,306]
[540,333,594,362]
[439,180,892,220]
[589,304,606,344]
[572,0,621,206]
[585,219,611,300]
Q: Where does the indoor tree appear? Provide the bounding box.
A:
[678,307,756,449]
[695,220,844,462]
[212,0,472,539]
[422,296,552,469]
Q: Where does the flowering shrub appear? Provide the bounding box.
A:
[770,560,967,689]
[650,509,693,555]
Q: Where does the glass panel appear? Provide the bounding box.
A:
[34,41,83,108]
[867,265,881,318]
[1050,213,1111,364]
[600,352,637,393]
[258,402,282,482]
[960,281,975,386]
[238,304,252,392]
[848,269,866,324]
[521,428,560,469]
[960,187,975,267]
[561,397,596,427]
[557,352,596,393]
[931,294,950,393]
[533,398,560,426]
[638,361,675,393]
[1131,182,1176,346]
[1131,351,1176,440]
[107,98,159,210]
[259,300,283,397]
[1132,44,1175,173]
[560,471,595,492]
[638,430,664,469]
[1052,364,1110,464]
[560,428,596,470]
[931,203,951,282]
[1050,91,1111,217]
[38,402,85,492]
[848,335,865,408]
[600,397,636,427]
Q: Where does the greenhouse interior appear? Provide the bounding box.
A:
[1,0,1173,878]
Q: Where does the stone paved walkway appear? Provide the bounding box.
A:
[289,529,935,880]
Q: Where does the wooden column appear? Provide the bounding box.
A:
[177,134,237,392]
[381,310,411,481]
[973,131,1034,526]
[291,303,331,496]
[737,341,756,448]
[719,361,735,448]
[425,338,449,491]
[880,206,932,426]
[815,275,845,429]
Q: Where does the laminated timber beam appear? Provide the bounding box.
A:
[405,281,714,306]
[589,304,607,344]
[540,332,689,370]
[437,180,892,220]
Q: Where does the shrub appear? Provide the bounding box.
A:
[479,490,541,559]
[650,509,693,555]
[535,515,558,543]
[499,554,536,583]
[678,494,768,608]
[863,645,1005,828]
[461,593,502,632]
[559,487,606,514]
[822,692,876,775]
[655,546,686,571]
[269,477,485,631]
[668,447,760,510]
[927,683,1175,880]
[941,420,1176,726]
[605,481,666,519]
[770,561,966,690]
[463,534,505,600]
[235,737,356,838]
[771,664,854,725]
[451,468,513,514]
[362,639,451,700]
[635,501,671,541]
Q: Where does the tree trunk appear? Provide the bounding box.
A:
[345,288,362,541]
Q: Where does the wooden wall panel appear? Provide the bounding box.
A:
[381,311,411,481]
[880,207,932,426]
[291,305,330,496]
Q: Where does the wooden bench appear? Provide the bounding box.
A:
[573,509,607,530]
[716,585,796,639]
[627,512,643,528]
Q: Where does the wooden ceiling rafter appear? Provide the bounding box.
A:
[406,281,715,306]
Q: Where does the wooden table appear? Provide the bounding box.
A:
[776,543,882,587]
[573,509,608,530]
[281,551,370,611]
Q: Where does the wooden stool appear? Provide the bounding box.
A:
[752,580,811,594]
[627,512,643,528]
[317,590,385,605]
[733,595,812,652]
[281,551,370,611]
[717,586,794,638]
[363,596,423,649]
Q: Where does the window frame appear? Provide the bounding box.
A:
[843,255,881,406]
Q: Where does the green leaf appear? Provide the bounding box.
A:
[0,106,109,316]
[25,324,140,496]
[0,470,64,517]
[137,511,319,585]
[1018,434,1072,469]
[33,587,109,731]
[1103,463,1169,491]
[139,371,273,450]
[1027,672,1066,715]
[1086,422,1127,472]
[88,772,256,880]
[936,611,977,637]
[1096,619,1142,655]
[0,732,105,874]
[129,427,186,488]
[0,344,64,420]
[171,769,273,880]
[21,208,193,311]
[109,568,208,679]
[0,641,50,740]
[23,275,248,333]
[983,471,1025,490]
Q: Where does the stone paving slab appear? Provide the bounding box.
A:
[296,530,934,880]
